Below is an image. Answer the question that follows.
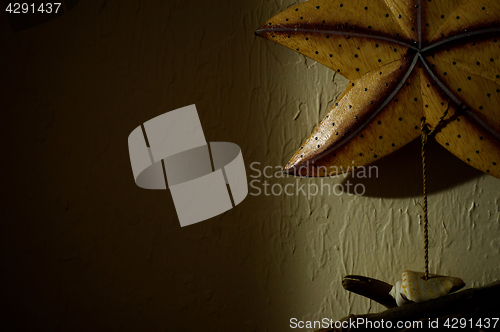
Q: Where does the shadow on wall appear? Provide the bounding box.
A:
[341,137,482,198]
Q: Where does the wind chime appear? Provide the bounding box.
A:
[255,0,500,315]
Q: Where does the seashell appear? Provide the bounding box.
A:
[389,270,465,307]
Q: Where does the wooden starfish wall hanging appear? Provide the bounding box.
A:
[255,0,500,179]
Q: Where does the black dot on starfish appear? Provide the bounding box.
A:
[288,35,290,38]
[385,14,389,17]
[398,15,401,18]
[296,48,299,51]
[477,61,480,65]
[441,102,445,105]
[347,36,350,39]
[368,26,371,29]
[361,135,364,138]
[315,51,318,54]
[385,83,388,86]
[480,136,484,140]
[425,104,428,108]
[317,145,320,148]
[379,136,383,139]
[300,146,303,150]
[426,23,429,26]
[479,106,483,110]
[414,98,418,101]
[411,27,415,31]
[316,6,320,9]
[295,8,298,11]
[458,134,461,138]
[457,118,461,122]
[476,150,480,154]
[352,83,355,86]
[378,121,381,124]
[495,39,498,42]
[332,122,335,126]
[323,20,326,24]
[379,72,382,75]
[375,44,379,47]
[483,7,486,10]
[468,77,472,80]
[494,162,498,166]
[340,4,343,7]
[301,154,303,157]
[370,101,373,104]
[406,82,410,86]
[399,117,402,121]
[458,88,462,92]
[391,143,395,147]
[335,103,338,106]
[487,93,491,97]
[349,105,352,108]
[355,54,358,58]
[497,75,500,78]
[364,88,367,91]
[394,48,397,52]
[441,15,444,18]
[491,58,494,62]
[339,44,342,47]
[365,6,368,10]
[456,16,460,19]
[453,62,456,65]
[336,132,339,135]
[337,69,340,72]
[374,155,378,158]
[427,84,430,87]
[497,89,500,92]
[329,54,333,57]
[378,59,382,62]
[395,98,399,102]
[315,137,318,140]
[444,72,447,75]
[306,37,309,40]
[467,158,470,162]
[446,143,449,146]
[415,126,418,129]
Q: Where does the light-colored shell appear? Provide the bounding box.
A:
[389,270,465,307]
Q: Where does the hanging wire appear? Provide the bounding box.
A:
[420,103,450,280]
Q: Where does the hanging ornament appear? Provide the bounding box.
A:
[255,0,500,311]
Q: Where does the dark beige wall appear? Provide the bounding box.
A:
[1,1,499,331]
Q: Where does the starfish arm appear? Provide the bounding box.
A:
[421,0,468,45]
[425,33,500,134]
[429,0,500,44]
[422,83,500,178]
[421,38,500,178]
[285,56,424,176]
[255,0,413,81]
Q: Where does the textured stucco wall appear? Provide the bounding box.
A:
[1,0,499,331]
